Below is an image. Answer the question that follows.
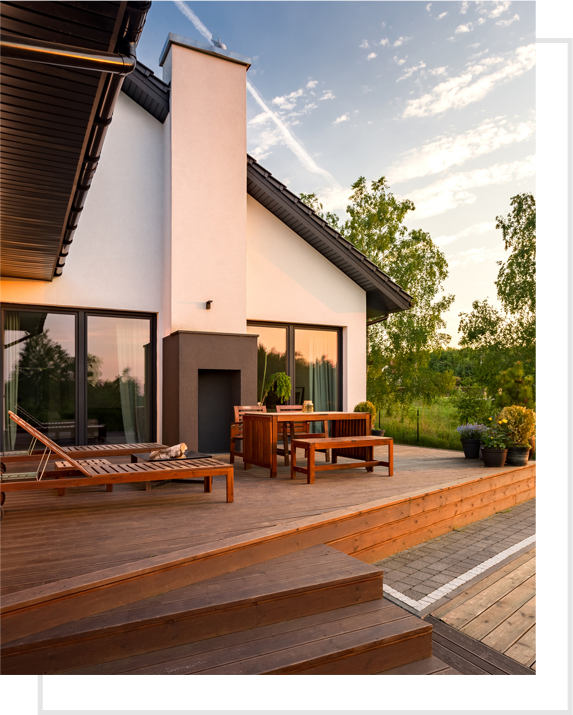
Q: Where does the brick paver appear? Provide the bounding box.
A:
[373,499,535,609]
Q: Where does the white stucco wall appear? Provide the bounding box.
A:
[246,195,367,409]
[0,92,166,436]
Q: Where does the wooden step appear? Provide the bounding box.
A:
[1,544,384,674]
[377,655,460,675]
[63,598,432,675]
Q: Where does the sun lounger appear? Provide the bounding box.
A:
[0,412,234,511]
[1,442,167,466]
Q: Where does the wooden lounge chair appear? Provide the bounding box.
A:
[229,405,266,464]
[0,412,234,510]
[1,441,167,466]
[276,405,330,466]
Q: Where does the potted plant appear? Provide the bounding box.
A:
[456,423,487,459]
[259,372,291,408]
[497,405,536,466]
[354,401,383,434]
[481,418,510,467]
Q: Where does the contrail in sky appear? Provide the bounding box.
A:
[173,0,341,189]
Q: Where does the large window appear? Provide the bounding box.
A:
[2,306,156,450]
[247,322,341,411]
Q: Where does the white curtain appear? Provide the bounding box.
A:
[116,319,144,443]
[4,312,20,450]
[307,331,338,412]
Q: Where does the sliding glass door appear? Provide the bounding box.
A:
[3,310,76,449]
[87,316,152,444]
[2,306,156,450]
[247,322,341,411]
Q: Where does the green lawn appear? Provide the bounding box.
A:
[374,397,463,451]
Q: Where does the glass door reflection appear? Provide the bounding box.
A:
[295,329,338,411]
[3,311,76,448]
[246,325,287,410]
[87,316,151,444]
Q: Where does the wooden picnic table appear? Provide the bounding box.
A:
[241,411,372,478]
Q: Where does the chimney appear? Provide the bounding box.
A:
[160,34,251,335]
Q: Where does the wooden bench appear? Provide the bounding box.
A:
[290,435,393,484]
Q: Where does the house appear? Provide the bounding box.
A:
[0,2,411,455]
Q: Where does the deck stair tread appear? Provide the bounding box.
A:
[376,654,461,675]
[63,598,432,675]
[425,615,535,675]
[2,545,391,674]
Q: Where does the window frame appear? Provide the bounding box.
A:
[1,303,157,449]
[247,320,343,409]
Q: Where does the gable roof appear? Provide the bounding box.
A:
[121,63,412,321]
[246,156,412,320]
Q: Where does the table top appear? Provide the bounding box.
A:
[242,411,371,422]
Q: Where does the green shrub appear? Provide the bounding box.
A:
[497,405,536,447]
[354,401,376,420]
[452,384,493,424]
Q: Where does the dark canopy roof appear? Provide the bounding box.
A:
[0,1,150,281]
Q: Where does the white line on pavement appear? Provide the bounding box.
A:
[383,534,536,612]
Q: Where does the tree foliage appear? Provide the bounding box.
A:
[458,193,536,391]
[301,176,455,411]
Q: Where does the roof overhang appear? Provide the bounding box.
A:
[0,1,151,281]
[246,156,412,321]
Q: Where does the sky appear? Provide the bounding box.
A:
[136,1,536,346]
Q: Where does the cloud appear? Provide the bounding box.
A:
[429,66,448,76]
[497,13,519,27]
[247,81,341,187]
[434,221,496,247]
[272,88,304,110]
[367,52,377,60]
[426,3,432,11]
[477,1,512,19]
[460,1,469,13]
[438,12,448,19]
[397,61,427,82]
[394,36,412,47]
[393,55,407,66]
[306,80,318,89]
[402,44,535,118]
[333,114,349,124]
[448,245,506,268]
[455,23,473,33]
[388,117,534,183]
[468,42,481,48]
[381,21,386,28]
[359,39,369,49]
[319,90,335,100]
[402,155,535,219]
[379,38,389,46]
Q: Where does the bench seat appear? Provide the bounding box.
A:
[290,436,393,484]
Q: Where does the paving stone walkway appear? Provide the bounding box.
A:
[373,498,535,615]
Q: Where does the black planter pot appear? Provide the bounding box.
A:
[372,429,385,436]
[460,438,481,459]
[506,446,530,466]
[482,447,508,468]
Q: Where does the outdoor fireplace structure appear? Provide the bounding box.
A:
[162,330,257,453]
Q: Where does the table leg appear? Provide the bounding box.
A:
[283,423,290,467]
[226,468,234,503]
[56,475,65,496]
[388,441,394,477]
[106,484,113,492]
[291,443,297,479]
[204,476,212,493]
[271,418,278,478]
[308,444,316,484]
[366,446,374,472]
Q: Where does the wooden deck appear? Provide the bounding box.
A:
[428,547,536,672]
[0,445,534,648]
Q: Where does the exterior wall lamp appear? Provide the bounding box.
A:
[206,300,213,310]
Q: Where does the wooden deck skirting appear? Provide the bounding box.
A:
[0,463,534,645]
